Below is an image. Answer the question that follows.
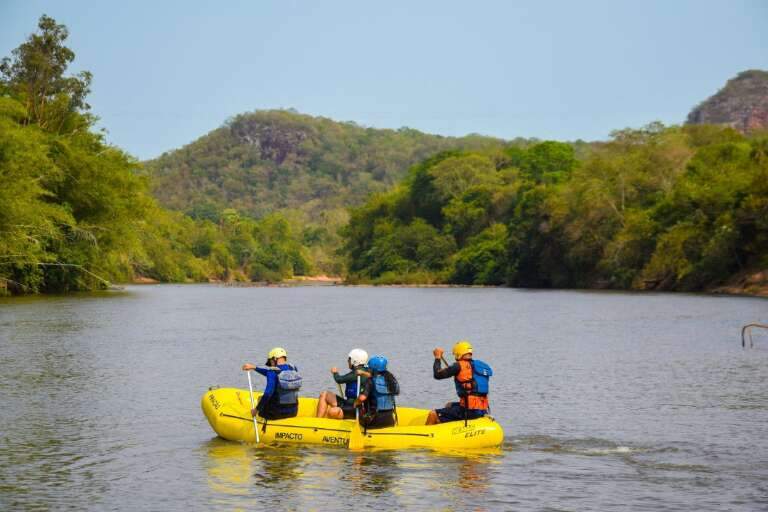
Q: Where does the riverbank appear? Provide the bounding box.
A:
[219,274,768,298]
[710,269,768,298]
[9,271,767,298]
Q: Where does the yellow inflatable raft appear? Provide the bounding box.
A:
[202,387,504,450]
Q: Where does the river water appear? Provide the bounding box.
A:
[1,285,767,511]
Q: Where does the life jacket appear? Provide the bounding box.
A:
[453,359,491,411]
[344,367,368,400]
[370,372,398,412]
[275,363,302,405]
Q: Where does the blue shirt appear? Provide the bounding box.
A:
[254,363,296,411]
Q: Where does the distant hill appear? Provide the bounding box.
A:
[687,70,768,132]
[145,109,510,220]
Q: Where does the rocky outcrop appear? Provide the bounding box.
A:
[687,70,768,132]
[229,114,311,165]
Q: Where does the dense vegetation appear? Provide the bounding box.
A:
[341,124,768,291]
[145,110,516,273]
[3,16,766,296]
[0,16,310,294]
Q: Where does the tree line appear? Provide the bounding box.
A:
[341,125,768,291]
[0,16,309,294]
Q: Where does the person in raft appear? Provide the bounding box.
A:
[241,347,303,420]
[315,348,369,419]
[355,355,399,429]
[426,340,493,425]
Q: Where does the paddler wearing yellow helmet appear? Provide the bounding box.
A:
[242,346,303,420]
[426,340,493,425]
[315,348,370,419]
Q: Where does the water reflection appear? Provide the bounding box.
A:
[457,455,491,494]
[205,440,252,497]
[203,437,503,510]
[204,439,402,502]
[344,451,399,496]
[251,445,305,491]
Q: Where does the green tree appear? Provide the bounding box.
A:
[521,141,577,183]
[451,223,509,285]
[429,154,500,200]
[0,14,92,131]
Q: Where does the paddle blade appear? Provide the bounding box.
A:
[348,421,364,451]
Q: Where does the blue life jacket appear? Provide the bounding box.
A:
[471,360,492,394]
[371,372,398,412]
[344,367,367,400]
[275,364,302,405]
[453,359,493,398]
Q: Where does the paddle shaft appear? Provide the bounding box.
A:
[356,375,361,421]
[348,374,365,450]
[246,370,260,443]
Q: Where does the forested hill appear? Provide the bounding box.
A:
[145,110,509,219]
[687,70,768,132]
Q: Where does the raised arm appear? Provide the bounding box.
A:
[241,363,272,377]
[332,369,356,384]
[433,347,460,380]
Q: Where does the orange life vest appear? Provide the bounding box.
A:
[455,360,489,411]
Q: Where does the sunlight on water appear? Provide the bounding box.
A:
[202,439,504,510]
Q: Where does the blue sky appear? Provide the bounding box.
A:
[1,1,766,160]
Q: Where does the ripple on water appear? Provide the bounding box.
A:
[2,285,768,511]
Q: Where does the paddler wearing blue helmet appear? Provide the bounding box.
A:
[354,355,399,429]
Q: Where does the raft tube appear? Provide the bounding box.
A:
[202,387,504,450]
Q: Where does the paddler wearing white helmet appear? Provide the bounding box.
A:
[315,348,370,419]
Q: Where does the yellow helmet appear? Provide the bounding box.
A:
[452,340,473,360]
[267,347,287,360]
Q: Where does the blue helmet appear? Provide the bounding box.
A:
[368,355,388,372]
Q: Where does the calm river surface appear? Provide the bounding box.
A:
[1,285,767,511]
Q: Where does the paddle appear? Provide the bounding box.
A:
[348,374,364,450]
[245,370,260,444]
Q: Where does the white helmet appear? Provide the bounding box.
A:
[348,348,369,367]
